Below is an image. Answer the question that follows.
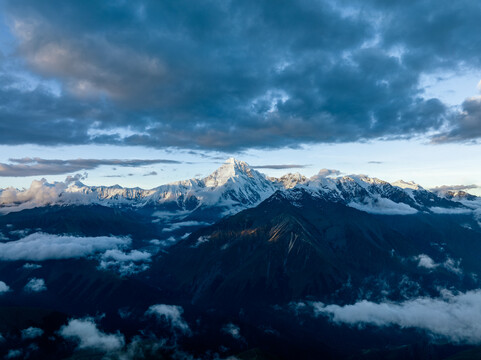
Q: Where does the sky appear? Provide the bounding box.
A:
[0,0,481,194]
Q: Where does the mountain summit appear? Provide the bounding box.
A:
[204,158,256,187]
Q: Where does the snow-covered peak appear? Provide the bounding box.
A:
[274,173,308,189]
[391,180,423,190]
[204,158,256,188]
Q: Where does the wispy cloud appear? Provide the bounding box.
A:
[430,184,479,192]
[21,327,44,340]
[252,164,308,170]
[161,221,211,233]
[0,158,181,177]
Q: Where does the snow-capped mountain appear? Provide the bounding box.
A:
[287,172,471,215]
[67,157,278,213]
[0,158,477,217]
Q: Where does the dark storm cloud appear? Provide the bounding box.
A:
[0,158,180,177]
[432,97,481,143]
[252,164,307,170]
[1,0,481,150]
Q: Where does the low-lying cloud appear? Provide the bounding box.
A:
[162,221,211,233]
[24,278,47,293]
[414,254,463,275]
[414,254,438,269]
[59,317,125,352]
[348,197,418,215]
[429,207,473,215]
[21,327,44,340]
[0,281,10,293]
[0,233,131,261]
[310,289,481,344]
[5,349,22,359]
[146,304,190,335]
[222,323,243,341]
[98,249,152,276]
[22,263,42,270]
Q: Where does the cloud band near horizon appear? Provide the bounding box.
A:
[0,158,181,177]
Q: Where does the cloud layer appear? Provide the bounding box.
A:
[311,289,481,344]
[348,196,418,215]
[0,233,130,261]
[1,0,481,150]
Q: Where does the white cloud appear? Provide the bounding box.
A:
[98,249,151,276]
[414,254,438,269]
[162,221,211,233]
[0,179,66,212]
[191,236,210,248]
[59,317,125,352]
[24,278,47,292]
[9,229,30,237]
[0,178,100,214]
[222,323,242,341]
[310,289,481,344]
[0,233,131,261]
[348,196,418,215]
[21,327,44,340]
[444,257,463,275]
[146,304,190,334]
[101,249,151,262]
[429,207,473,214]
[317,169,342,178]
[413,254,463,275]
[22,263,42,270]
[0,281,10,293]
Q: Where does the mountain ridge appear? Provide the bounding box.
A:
[0,158,478,219]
